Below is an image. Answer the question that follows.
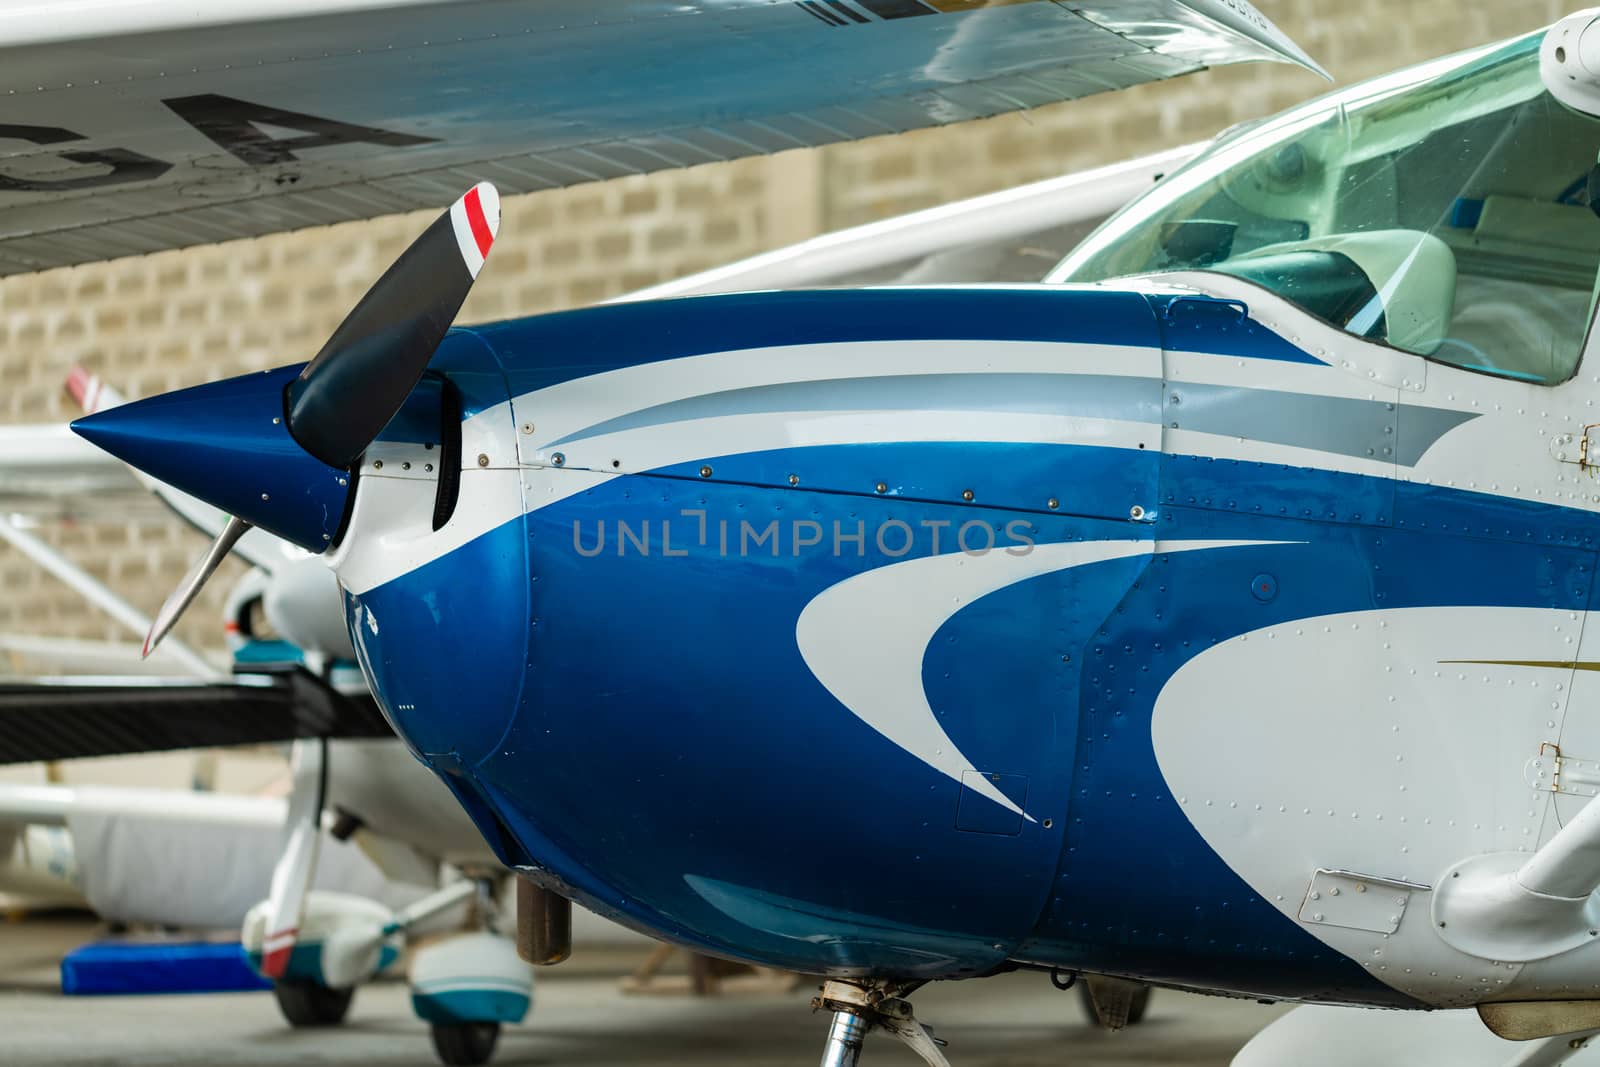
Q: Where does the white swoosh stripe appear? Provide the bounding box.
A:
[795,540,1283,818]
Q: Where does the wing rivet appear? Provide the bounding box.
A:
[373,459,383,470]
[961,489,975,502]
[788,474,800,487]
[260,493,270,502]
[700,465,713,478]
[1047,498,1059,510]
[478,454,490,467]
[552,452,566,467]
[1130,505,1146,520]
[402,462,411,471]
[272,417,282,425]
[875,482,887,494]
[521,422,534,434]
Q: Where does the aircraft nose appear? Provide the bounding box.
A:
[71,365,352,552]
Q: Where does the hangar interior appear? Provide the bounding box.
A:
[0,3,1576,1066]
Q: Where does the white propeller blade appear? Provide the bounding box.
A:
[142,514,250,658]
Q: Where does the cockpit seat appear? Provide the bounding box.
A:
[1227,230,1457,355]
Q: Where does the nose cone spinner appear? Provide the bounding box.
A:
[71,364,352,552]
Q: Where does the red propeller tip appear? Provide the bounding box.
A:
[451,182,500,279]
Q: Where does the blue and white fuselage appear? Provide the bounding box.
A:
[318,266,1592,1009]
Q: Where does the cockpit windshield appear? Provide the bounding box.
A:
[1051,33,1600,385]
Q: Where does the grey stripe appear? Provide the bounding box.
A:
[1171,383,1476,467]
[546,373,1477,468]
[1175,383,1371,464]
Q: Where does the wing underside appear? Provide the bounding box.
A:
[0,0,1320,275]
[0,668,393,765]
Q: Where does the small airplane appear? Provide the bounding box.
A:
[5,2,1315,1064]
[68,7,1600,1066]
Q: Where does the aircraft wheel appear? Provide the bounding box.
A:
[272,979,355,1026]
[1077,981,1152,1025]
[431,1022,501,1066]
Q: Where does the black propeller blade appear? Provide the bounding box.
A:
[288,182,501,469]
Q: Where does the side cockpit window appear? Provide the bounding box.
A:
[1052,34,1600,386]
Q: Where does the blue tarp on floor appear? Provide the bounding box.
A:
[61,941,271,995]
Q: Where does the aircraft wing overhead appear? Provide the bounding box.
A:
[0,667,393,765]
[0,0,1323,276]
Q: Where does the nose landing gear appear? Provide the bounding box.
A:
[813,979,951,1067]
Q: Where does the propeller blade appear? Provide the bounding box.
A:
[142,514,250,659]
[259,738,327,979]
[286,182,500,469]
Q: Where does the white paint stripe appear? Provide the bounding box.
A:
[414,978,530,996]
[332,467,528,596]
[263,931,297,952]
[512,340,1160,456]
[795,539,1283,817]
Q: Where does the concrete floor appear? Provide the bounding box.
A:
[0,916,1286,1067]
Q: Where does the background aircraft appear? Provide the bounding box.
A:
[69,9,1600,1067]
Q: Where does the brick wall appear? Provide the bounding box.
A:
[0,1,1569,662]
